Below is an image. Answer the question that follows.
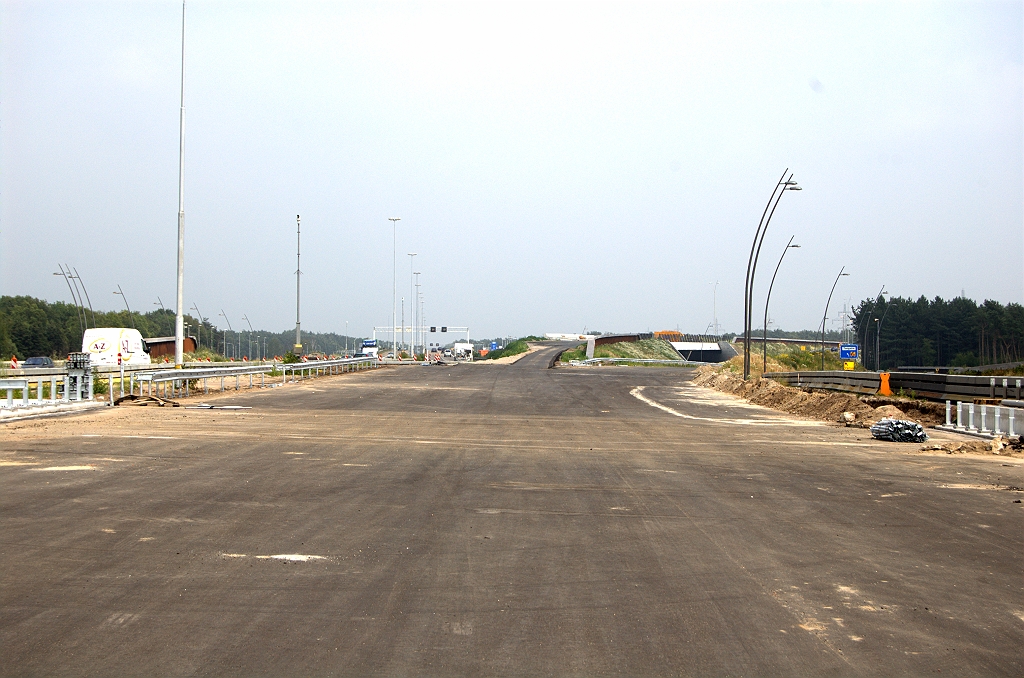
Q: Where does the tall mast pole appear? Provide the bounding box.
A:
[174,1,186,367]
[295,215,302,353]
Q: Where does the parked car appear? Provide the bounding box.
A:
[22,356,55,368]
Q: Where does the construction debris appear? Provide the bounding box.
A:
[870,418,928,443]
[113,394,181,408]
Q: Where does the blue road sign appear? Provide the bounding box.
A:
[840,343,858,360]
[490,342,498,351]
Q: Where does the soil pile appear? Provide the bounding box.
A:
[693,364,926,427]
[920,437,1023,457]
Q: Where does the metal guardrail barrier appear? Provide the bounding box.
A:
[130,356,381,400]
[279,357,379,383]
[763,371,882,394]
[937,400,1020,438]
[134,365,276,399]
[764,371,1024,402]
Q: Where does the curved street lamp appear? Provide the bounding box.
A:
[875,297,895,371]
[762,236,800,373]
[54,269,85,338]
[858,286,885,367]
[113,285,136,330]
[743,170,801,379]
[820,268,850,370]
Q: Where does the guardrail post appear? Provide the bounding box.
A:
[989,377,996,398]
[108,375,114,405]
[956,402,963,430]
[980,405,988,432]
[1004,378,1009,398]
[204,378,208,395]
[945,401,951,426]
[1010,409,1016,437]
[260,373,264,388]
[50,376,57,403]
[235,375,239,391]
[6,387,12,408]
[994,407,1001,435]
[968,403,976,432]
[221,377,225,392]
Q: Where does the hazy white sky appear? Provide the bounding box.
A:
[2,1,1021,339]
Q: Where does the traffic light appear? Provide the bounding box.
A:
[430,326,436,333]
[441,326,447,332]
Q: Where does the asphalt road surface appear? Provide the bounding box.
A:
[2,343,1022,676]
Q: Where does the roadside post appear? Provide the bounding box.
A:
[840,343,858,371]
[118,352,124,397]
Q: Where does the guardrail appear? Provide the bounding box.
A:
[937,400,1020,438]
[764,371,1024,402]
[280,356,379,382]
[1,373,93,409]
[763,371,882,394]
[134,365,276,399]
[130,356,380,400]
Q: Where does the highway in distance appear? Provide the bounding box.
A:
[1,343,1022,676]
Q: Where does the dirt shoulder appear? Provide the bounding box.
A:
[472,344,545,365]
[692,364,1023,459]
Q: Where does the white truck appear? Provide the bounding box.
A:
[82,328,151,366]
[452,342,474,361]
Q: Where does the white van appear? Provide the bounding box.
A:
[82,328,151,366]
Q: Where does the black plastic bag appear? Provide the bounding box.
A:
[870,418,928,443]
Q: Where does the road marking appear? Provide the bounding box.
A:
[254,554,326,562]
[630,386,821,426]
[33,465,96,471]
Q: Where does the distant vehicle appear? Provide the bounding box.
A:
[442,348,453,357]
[354,339,379,358]
[452,342,473,361]
[22,356,55,369]
[82,328,151,366]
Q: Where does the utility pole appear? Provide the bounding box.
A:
[174,0,187,368]
[388,218,400,356]
[294,215,302,354]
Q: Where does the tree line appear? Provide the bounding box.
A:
[851,295,1024,369]
[0,295,364,360]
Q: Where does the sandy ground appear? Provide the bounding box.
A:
[692,364,1023,460]
[470,343,546,365]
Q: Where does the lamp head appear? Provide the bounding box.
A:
[789,244,801,248]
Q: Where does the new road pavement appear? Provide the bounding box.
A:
[2,343,1022,676]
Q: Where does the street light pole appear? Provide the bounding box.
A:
[53,269,85,338]
[875,298,894,372]
[294,215,302,354]
[243,314,254,360]
[859,286,885,368]
[71,267,96,328]
[709,281,719,338]
[388,218,401,356]
[113,285,136,330]
[220,310,232,359]
[65,265,89,329]
[762,237,800,373]
[743,170,801,379]
[174,0,186,368]
[407,253,417,355]
[820,268,850,370]
[413,274,421,357]
[191,304,204,351]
